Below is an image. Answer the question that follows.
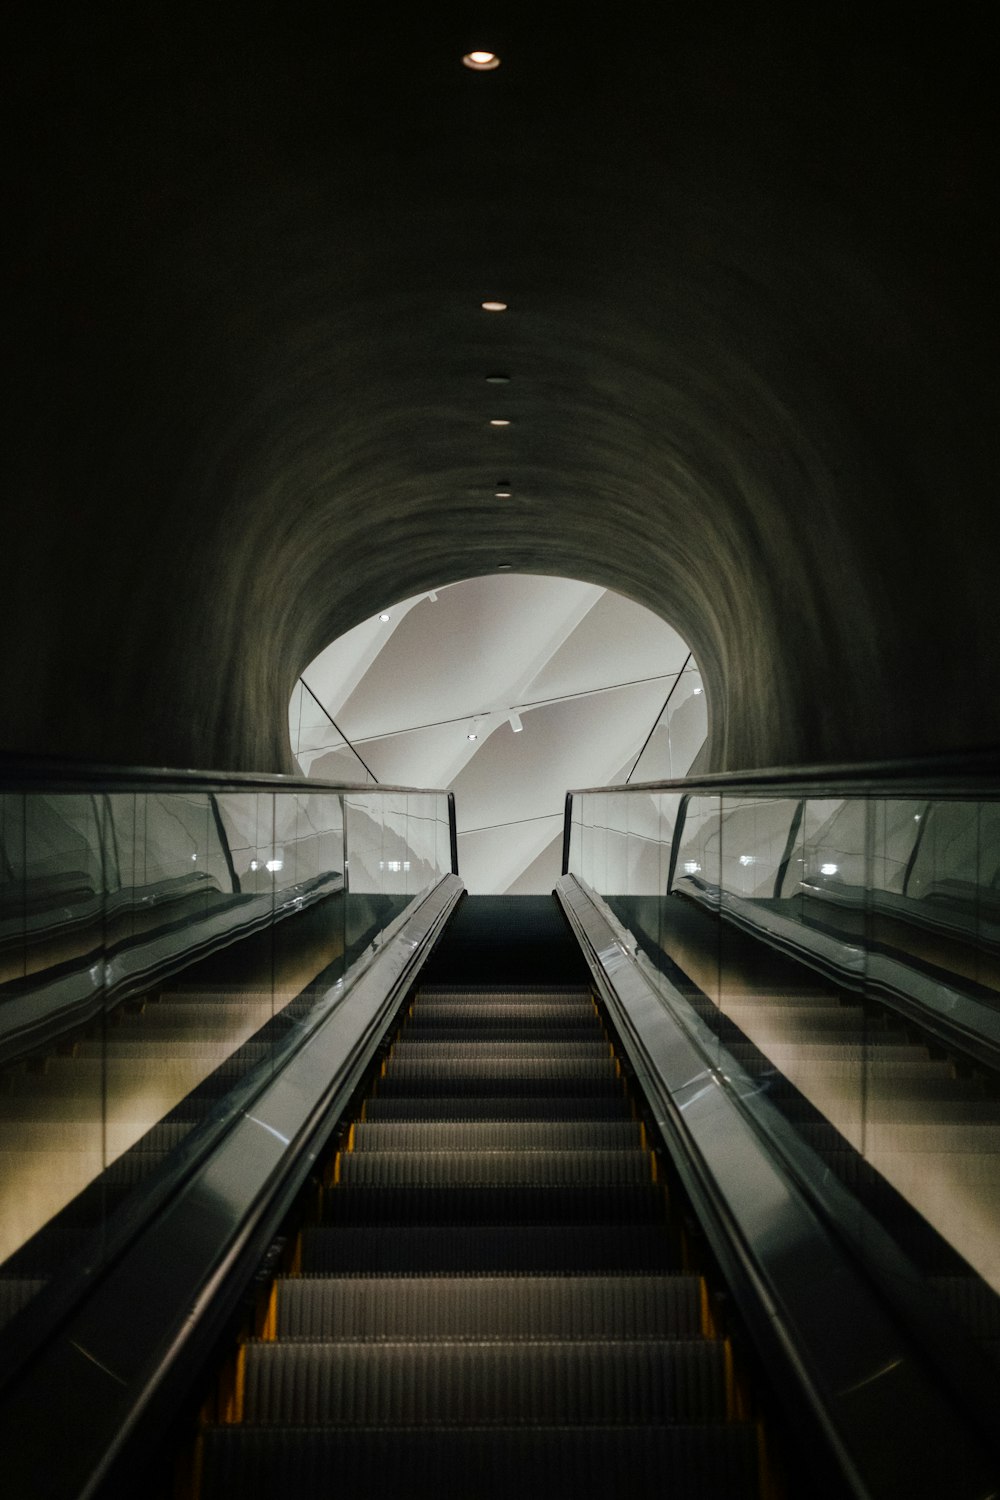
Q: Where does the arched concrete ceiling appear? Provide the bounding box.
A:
[4,5,999,774]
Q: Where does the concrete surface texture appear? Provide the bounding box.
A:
[3,4,997,774]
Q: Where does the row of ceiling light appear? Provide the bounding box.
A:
[470,47,516,721]
[377,47,517,741]
[465,53,514,511]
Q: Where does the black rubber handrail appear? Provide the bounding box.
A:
[0,752,449,798]
[565,748,1000,803]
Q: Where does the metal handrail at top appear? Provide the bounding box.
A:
[0,752,450,799]
[565,748,1000,803]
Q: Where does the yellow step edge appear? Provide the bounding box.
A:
[259,1282,278,1341]
[220,1345,246,1425]
[699,1276,717,1339]
[723,1337,736,1422]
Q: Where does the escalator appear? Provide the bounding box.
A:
[3,796,1000,1499]
[192,897,772,1498]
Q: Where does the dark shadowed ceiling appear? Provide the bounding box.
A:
[4,3,998,773]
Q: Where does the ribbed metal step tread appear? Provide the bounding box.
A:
[352,1121,643,1152]
[199,1423,760,1500]
[417,988,593,1003]
[321,1184,666,1227]
[337,1150,651,1188]
[240,1339,727,1424]
[401,1024,602,1042]
[275,1274,703,1340]
[362,1096,634,1122]
[410,1006,596,1024]
[391,1041,611,1059]
[301,1224,676,1273]
[385,1058,615,1080]
[377,1080,626,1104]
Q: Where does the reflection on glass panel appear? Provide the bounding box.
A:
[406,793,440,898]
[380,794,411,918]
[290,678,375,784]
[671,795,720,896]
[718,796,799,901]
[437,801,452,880]
[586,793,607,896]
[872,800,925,895]
[628,667,708,782]
[563,778,1000,1334]
[0,796,106,1316]
[569,793,583,878]
[605,792,628,897]
[0,794,27,989]
[0,779,451,1334]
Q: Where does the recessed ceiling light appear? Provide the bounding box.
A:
[486,374,510,383]
[497,563,512,570]
[467,732,478,741]
[463,51,500,71]
[489,418,511,427]
[481,300,508,312]
[379,612,390,622]
[495,490,512,499]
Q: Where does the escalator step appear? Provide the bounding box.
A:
[199,1423,760,1500]
[385,1058,616,1080]
[390,1041,611,1059]
[300,1224,675,1273]
[352,1121,643,1151]
[410,1006,596,1024]
[275,1274,703,1340]
[416,988,592,1004]
[375,1073,623,1100]
[401,1024,601,1041]
[320,1183,666,1226]
[240,1338,728,1425]
[336,1149,652,1188]
[341,1096,635,1122]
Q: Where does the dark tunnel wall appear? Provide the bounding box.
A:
[3,4,998,774]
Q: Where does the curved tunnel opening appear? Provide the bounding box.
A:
[290,573,707,892]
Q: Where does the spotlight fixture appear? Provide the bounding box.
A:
[481,300,508,312]
[467,732,479,741]
[486,374,510,384]
[508,711,523,733]
[495,488,512,499]
[379,612,390,622]
[463,50,500,71]
[489,418,511,427]
[497,563,513,571]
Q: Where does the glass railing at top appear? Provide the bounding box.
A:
[0,765,457,1344]
[289,677,377,782]
[563,759,1000,1369]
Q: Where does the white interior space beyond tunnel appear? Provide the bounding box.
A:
[289,574,707,894]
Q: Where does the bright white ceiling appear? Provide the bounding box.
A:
[291,575,706,893]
